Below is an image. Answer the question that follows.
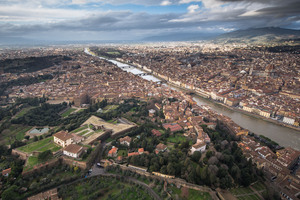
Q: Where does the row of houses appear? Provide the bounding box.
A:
[239,136,300,199]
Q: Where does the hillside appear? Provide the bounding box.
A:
[143,32,219,42]
[213,27,300,44]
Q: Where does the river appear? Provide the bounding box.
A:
[85,48,300,150]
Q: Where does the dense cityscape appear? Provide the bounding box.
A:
[0,42,299,200]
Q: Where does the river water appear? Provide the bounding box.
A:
[85,48,300,150]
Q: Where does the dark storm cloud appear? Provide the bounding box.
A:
[256,1,300,16]
[0,0,299,40]
[218,0,285,2]
[19,11,185,32]
[219,0,300,16]
[0,23,50,36]
[0,6,298,39]
[0,11,187,37]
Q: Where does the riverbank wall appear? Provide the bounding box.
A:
[121,59,299,132]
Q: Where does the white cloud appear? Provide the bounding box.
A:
[179,0,201,4]
[218,27,236,32]
[0,5,88,23]
[240,10,260,17]
[161,0,172,6]
[201,0,224,9]
[187,4,200,13]
[72,0,87,4]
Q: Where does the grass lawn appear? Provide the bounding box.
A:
[24,156,58,172]
[0,124,32,145]
[14,107,36,118]
[95,129,104,133]
[236,194,261,200]
[83,144,92,148]
[169,186,212,200]
[76,109,85,113]
[167,143,175,150]
[106,51,120,55]
[188,189,212,200]
[167,134,188,143]
[78,130,90,136]
[71,125,88,133]
[16,126,32,140]
[52,145,62,152]
[118,149,128,157]
[107,119,118,124]
[60,176,152,200]
[170,186,181,196]
[103,105,119,113]
[17,136,54,153]
[230,187,253,195]
[105,137,114,143]
[103,184,152,200]
[251,182,266,191]
[38,142,61,152]
[137,177,151,185]
[24,156,40,171]
[84,131,95,138]
[61,108,76,117]
[230,187,261,200]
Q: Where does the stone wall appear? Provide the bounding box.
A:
[22,158,61,176]
[12,149,29,160]
[114,164,213,193]
[61,156,87,169]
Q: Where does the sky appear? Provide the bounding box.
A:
[0,0,299,41]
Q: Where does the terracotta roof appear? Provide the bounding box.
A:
[64,144,83,154]
[2,168,11,176]
[192,142,206,149]
[53,131,73,142]
[151,129,162,137]
[128,152,139,157]
[108,147,118,155]
[138,148,144,153]
[163,123,183,132]
[117,156,123,161]
[120,136,132,143]
[156,143,167,151]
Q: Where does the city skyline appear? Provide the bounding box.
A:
[0,0,299,41]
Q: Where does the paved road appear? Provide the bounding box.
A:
[90,164,106,176]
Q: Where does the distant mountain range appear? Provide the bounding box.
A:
[0,27,299,46]
[143,27,300,44]
[142,32,218,42]
[0,37,133,47]
[213,27,300,44]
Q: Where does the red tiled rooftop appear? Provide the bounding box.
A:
[64,144,83,154]
[128,152,139,157]
[151,129,162,136]
[162,123,183,132]
[53,131,73,141]
[108,147,118,155]
[2,168,11,176]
